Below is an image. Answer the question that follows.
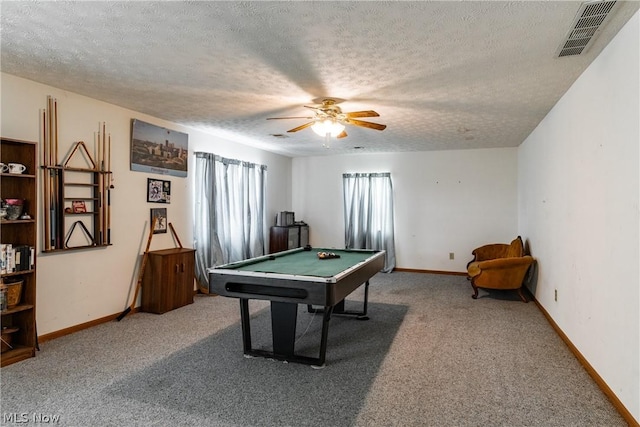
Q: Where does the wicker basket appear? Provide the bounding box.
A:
[1,326,19,353]
[5,281,23,308]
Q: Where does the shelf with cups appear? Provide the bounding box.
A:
[0,218,36,224]
[0,172,36,179]
[0,137,37,367]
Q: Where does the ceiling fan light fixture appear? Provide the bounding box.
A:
[311,119,345,137]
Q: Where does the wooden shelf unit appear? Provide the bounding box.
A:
[1,137,38,367]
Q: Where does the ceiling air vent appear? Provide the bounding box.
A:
[556,0,617,57]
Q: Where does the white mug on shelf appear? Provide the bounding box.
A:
[7,163,26,174]
[0,163,8,173]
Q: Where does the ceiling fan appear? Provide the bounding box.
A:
[267,98,386,138]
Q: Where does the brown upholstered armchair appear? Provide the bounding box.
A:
[466,236,534,303]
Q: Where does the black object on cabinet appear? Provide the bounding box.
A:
[269,225,309,253]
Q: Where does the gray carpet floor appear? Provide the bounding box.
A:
[0,272,624,427]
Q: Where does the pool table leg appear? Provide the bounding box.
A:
[359,280,370,319]
[314,305,334,368]
[238,299,333,367]
[307,280,370,320]
[239,298,252,355]
[271,301,298,357]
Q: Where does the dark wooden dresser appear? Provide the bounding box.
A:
[269,224,309,253]
[141,247,196,314]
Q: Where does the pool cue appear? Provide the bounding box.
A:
[54,98,58,165]
[102,124,107,245]
[116,217,156,321]
[97,127,103,245]
[54,98,64,249]
[42,110,51,251]
[52,98,57,248]
[48,96,57,248]
[107,133,112,244]
[53,97,61,248]
[50,97,55,247]
[99,124,103,245]
[98,185,103,245]
[47,98,53,248]
[100,133,104,245]
[168,223,183,249]
[96,128,101,170]
[101,122,107,170]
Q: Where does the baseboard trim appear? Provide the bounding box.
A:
[533,298,639,427]
[38,307,141,343]
[38,290,204,343]
[393,267,467,276]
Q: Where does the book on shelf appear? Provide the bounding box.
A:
[0,243,34,274]
[0,243,8,274]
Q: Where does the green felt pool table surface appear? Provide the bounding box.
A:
[216,248,377,278]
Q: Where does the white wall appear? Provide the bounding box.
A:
[518,11,639,421]
[1,73,292,335]
[3,10,637,418]
[292,148,518,272]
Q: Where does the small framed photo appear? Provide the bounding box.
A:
[72,200,87,213]
[147,178,171,203]
[150,208,167,234]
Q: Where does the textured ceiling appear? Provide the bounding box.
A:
[1,1,638,157]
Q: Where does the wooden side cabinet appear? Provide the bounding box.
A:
[269,225,309,254]
[1,137,38,367]
[141,248,196,314]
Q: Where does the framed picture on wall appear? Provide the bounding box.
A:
[150,208,167,234]
[147,178,171,203]
[131,119,188,177]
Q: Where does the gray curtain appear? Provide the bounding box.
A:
[343,172,396,272]
[194,152,267,289]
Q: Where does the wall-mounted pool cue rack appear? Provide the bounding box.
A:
[41,96,114,252]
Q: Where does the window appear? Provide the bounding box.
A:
[193,152,267,287]
[343,173,395,272]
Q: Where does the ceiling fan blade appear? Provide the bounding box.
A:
[344,110,380,118]
[267,116,314,120]
[345,118,387,131]
[337,130,348,139]
[287,122,315,133]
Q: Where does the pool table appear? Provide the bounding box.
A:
[208,247,385,367]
